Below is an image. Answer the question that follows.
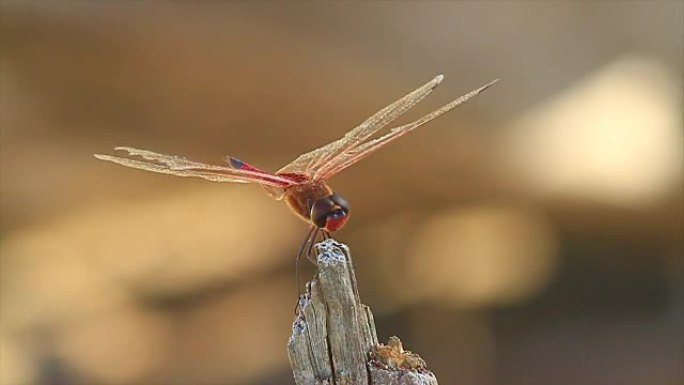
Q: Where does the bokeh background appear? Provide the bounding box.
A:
[1,2,682,385]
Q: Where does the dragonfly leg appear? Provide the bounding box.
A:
[305,229,321,264]
[296,226,317,295]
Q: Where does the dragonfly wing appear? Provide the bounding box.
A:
[277,75,445,178]
[316,79,499,180]
[95,147,297,189]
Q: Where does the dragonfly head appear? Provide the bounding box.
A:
[310,193,350,232]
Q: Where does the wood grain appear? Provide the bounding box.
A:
[288,239,438,385]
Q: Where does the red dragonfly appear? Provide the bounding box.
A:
[95,75,496,259]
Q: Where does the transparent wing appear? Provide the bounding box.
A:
[94,147,297,189]
[316,79,499,180]
[277,75,445,178]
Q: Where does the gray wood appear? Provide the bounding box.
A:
[288,239,438,385]
[369,367,438,385]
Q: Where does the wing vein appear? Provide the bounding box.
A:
[277,75,446,178]
[95,147,297,187]
[315,78,499,179]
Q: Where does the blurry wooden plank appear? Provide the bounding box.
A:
[288,239,437,385]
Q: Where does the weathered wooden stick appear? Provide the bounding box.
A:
[288,239,438,385]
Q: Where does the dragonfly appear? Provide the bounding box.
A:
[95,75,497,265]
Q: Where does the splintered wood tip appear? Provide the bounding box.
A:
[370,336,427,371]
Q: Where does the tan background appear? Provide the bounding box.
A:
[1,2,682,385]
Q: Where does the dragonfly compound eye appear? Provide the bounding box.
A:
[330,193,350,214]
[324,208,348,232]
[310,197,334,228]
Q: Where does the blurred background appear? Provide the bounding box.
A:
[1,2,682,385]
